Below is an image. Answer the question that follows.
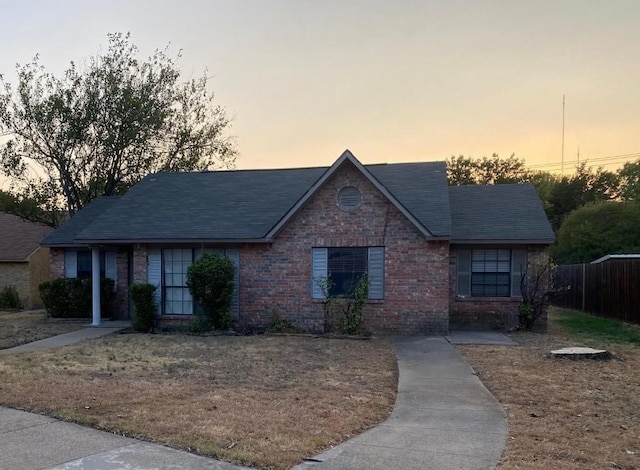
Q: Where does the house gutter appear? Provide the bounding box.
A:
[73,238,274,245]
[450,238,555,245]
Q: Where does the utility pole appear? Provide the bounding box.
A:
[561,94,565,175]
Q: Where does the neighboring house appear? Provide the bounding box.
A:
[0,212,53,308]
[41,151,554,333]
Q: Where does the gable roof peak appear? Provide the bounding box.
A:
[265,150,448,240]
[338,149,356,159]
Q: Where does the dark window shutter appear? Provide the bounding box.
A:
[511,250,527,297]
[367,247,385,300]
[457,250,471,297]
[311,248,328,299]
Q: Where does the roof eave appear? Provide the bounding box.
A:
[73,237,273,245]
[451,238,555,245]
[41,242,91,248]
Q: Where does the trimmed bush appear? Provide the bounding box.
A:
[39,278,115,318]
[186,253,235,330]
[129,283,157,332]
[0,285,22,309]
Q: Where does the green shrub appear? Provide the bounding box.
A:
[318,275,368,335]
[186,253,235,330]
[0,285,22,309]
[39,277,115,318]
[267,309,304,334]
[188,314,211,333]
[129,283,157,332]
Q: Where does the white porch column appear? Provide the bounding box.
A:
[91,247,101,326]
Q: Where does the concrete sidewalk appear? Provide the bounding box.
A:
[0,407,251,470]
[294,337,508,470]
[0,323,129,355]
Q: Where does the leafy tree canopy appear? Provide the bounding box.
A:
[551,201,640,264]
[447,153,532,185]
[618,158,640,201]
[0,33,236,226]
[546,162,619,230]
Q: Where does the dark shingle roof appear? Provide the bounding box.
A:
[0,213,53,260]
[449,184,554,243]
[41,197,120,246]
[47,157,553,246]
[368,162,450,237]
[75,168,328,242]
[73,160,451,243]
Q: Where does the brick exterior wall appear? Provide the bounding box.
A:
[238,162,450,335]
[114,248,130,319]
[50,248,65,278]
[449,245,549,331]
[132,244,148,283]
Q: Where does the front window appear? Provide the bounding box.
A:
[328,247,368,297]
[76,251,106,279]
[163,248,194,315]
[471,249,511,297]
[456,248,527,298]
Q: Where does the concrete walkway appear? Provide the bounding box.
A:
[0,330,510,469]
[294,337,508,470]
[0,323,129,355]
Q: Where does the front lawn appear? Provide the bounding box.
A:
[457,307,640,469]
[0,333,397,469]
[0,310,85,349]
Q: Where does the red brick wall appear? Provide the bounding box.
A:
[132,244,148,284]
[238,162,450,335]
[50,248,65,278]
[114,248,130,319]
[449,245,549,331]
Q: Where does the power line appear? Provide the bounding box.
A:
[528,152,640,170]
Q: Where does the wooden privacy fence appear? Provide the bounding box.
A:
[553,260,640,324]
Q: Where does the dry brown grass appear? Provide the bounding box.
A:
[457,314,640,470]
[0,333,397,469]
[0,310,84,349]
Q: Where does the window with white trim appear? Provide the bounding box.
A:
[456,248,527,298]
[64,249,116,280]
[312,247,384,300]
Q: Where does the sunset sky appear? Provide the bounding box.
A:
[1,0,638,172]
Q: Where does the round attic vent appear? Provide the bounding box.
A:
[337,186,362,211]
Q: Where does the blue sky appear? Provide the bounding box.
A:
[1,0,638,171]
